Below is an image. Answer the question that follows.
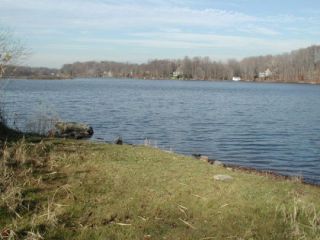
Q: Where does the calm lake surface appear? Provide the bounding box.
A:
[4,78,320,184]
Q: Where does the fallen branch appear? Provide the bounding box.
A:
[178,218,196,229]
[192,194,206,200]
[138,216,147,221]
[115,223,132,226]
[177,204,188,210]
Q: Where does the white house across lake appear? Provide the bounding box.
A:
[232,76,241,81]
[259,68,272,78]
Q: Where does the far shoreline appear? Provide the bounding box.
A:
[3,76,320,85]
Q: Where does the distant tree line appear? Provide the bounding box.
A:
[4,45,320,84]
[4,65,60,79]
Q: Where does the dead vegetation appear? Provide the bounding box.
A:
[1,139,320,239]
[0,138,69,239]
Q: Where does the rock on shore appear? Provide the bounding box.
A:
[50,122,94,139]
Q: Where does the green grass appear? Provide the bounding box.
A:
[1,139,320,239]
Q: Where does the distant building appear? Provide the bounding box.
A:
[172,71,182,78]
[232,76,241,81]
[259,68,272,78]
[103,71,113,78]
[172,66,184,79]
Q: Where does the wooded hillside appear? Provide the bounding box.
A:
[5,45,320,84]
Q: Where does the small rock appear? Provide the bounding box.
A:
[144,235,151,240]
[163,150,173,153]
[213,160,224,166]
[114,136,123,145]
[192,154,201,159]
[226,167,233,171]
[51,121,94,139]
[200,155,209,162]
[213,174,233,181]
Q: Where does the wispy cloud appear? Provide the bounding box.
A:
[1,0,256,31]
[75,32,312,54]
[0,0,319,67]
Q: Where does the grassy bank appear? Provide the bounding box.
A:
[1,138,320,239]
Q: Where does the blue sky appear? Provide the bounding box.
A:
[0,0,320,68]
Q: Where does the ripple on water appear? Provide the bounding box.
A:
[4,78,320,184]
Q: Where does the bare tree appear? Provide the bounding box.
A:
[0,28,26,129]
[0,29,26,78]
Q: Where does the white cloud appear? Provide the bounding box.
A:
[1,1,318,33]
[0,0,256,31]
[78,32,312,51]
[0,0,319,67]
[240,26,280,36]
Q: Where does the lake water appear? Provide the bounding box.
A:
[3,78,320,184]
